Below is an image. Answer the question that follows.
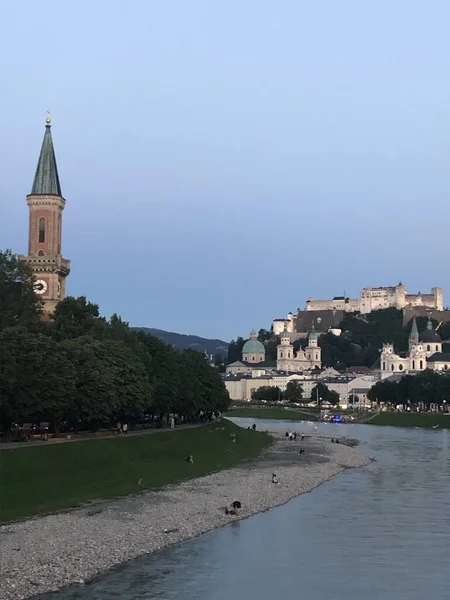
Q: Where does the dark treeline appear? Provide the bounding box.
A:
[0,251,230,435]
[368,370,450,407]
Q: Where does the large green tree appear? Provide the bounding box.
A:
[311,382,339,406]
[252,386,282,402]
[49,296,107,340]
[284,380,304,402]
[0,250,42,331]
[0,328,76,433]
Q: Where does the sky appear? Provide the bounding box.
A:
[1,0,449,341]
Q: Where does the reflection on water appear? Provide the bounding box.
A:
[44,420,450,600]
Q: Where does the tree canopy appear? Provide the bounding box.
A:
[0,251,230,434]
[311,383,339,406]
[368,370,450,407]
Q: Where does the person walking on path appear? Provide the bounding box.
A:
[122,423,128,435]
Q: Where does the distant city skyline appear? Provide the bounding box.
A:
[2,0,449,340]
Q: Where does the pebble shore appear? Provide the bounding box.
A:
[0,433,371,599]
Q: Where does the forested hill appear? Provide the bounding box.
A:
[136,328,229,357]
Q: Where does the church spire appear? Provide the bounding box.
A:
[409,317,419,344]
[31,115,62,196]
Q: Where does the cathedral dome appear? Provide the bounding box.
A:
[420,319,441,343]
[242,330,265,355]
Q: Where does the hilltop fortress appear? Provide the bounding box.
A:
[273,283,445,336]
[305,283,443,314]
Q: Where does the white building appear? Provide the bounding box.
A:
[277,326,322,371]
[273,283,444,331]
[307,283,443,314]
[380,317,450,379]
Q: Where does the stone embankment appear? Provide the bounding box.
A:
[0,433,371,599]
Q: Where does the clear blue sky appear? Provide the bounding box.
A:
[1,0,449,341]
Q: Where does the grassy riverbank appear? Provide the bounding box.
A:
[228,407,319,421]
[0,421,272,523]
[366,412,450,429]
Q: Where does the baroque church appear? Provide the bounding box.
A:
[380,317,450,378]
[226,327,322,375]
[19,117,70,314]
[277,325,322,371]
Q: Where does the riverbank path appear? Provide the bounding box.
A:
[0,423,203,451]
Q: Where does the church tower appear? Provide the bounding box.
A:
[20,117,70,314]
[408,317,419,349]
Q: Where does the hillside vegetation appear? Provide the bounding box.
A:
[137,327,229,357]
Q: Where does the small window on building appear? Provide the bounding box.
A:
[444,364,448,370]
[280,352,283,358]
[391,365,394,371]
[38,250,45,256]
[436,345,439,351]
[420,360,423,369]
[39,218,45,243]
[399,364,403,371]
[412,360,415,370]
[383,361,386,370]
[427,345,431,351]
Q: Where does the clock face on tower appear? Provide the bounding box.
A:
[33,279,48,295]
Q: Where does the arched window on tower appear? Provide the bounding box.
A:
[39,218,45,243]
[420,360,423,369]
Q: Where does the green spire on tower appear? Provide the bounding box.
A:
[30,115,62,196]
[409,317,419,343]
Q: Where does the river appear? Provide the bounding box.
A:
[42,419,450,600]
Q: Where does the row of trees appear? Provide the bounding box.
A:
[368,370,450,407]
[251,381,339,406]
[0,251,230,434]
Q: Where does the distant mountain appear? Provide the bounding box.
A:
[136,328,229,357]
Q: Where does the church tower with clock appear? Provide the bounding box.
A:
[20,117,70,314]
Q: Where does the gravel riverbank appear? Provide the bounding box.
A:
[0,433,371,599]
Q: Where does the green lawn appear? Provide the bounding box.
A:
[228,407,319,421]
[367,412,450,429]
[0,421,272,523]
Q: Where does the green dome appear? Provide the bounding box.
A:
[309,325,318,341]
[281,326,290,339]
[242,339,265,355]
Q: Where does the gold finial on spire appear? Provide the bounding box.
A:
[46,110,51,125]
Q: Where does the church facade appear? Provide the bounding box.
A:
[380,318,450,379]
[19,118,70,314]
[276,326,322,371]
